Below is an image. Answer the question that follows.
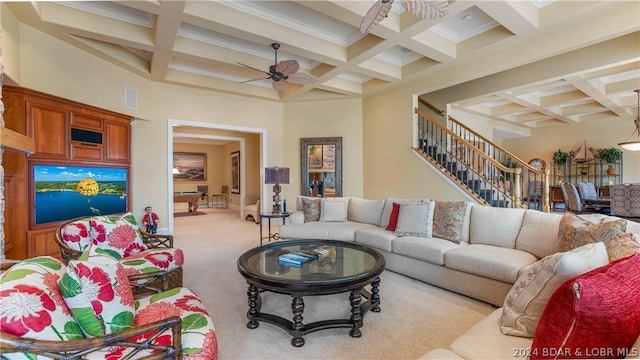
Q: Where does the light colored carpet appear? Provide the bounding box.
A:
[174,208,494,360]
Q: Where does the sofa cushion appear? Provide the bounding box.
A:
[60,220,93,252]
[59,260,135,337]
[445,244,537,283]
[515,210,562,258]
[531,253,640,359]
[432,201,471,244]
[606,232,640,262]
[355,227,398,252]
[121,247,185,273]
[296,195,320,212]
[379,198,430,228]
[90,213,147,259]
[385,202,401,231]
[280,221,375,241]
[393,236,462,265]
[469,207,526,248]
[348,197,385,225]
[302,197,321,222]
[449,308,533,360]
[395,200,435,237]
[117,287,218,359]
[321,198,349,222]
[0,257,83,341]
[499,242,608,338]
[557,212,627,252]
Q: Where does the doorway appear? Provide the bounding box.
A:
[167,120,267,233]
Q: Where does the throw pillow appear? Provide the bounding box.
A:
[301,197,321,222]
[556,212,626,252]
[0,257,84,342]
[606,232,640,262]
[394,200,435,237]
[90,212,147,259]
[385,202,401,231]
[499,242,608,338]
[59,260,135,337]
[530,253,640,359]
[321,199,348,222]
[432,201,468,244]
[59,220,92,252]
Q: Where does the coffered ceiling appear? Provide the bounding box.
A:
[4,1,640,135]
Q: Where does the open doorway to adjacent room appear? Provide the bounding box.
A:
[167,120,267,233]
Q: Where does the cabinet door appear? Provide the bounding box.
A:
[27,226,60,258]
[71,113,103,131]
[71,142,104,161]
[26,102,68,159]
[105,120,130,163]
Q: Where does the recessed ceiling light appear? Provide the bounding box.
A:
[462,14,473,21]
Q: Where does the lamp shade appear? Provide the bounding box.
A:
[265,167,290,184]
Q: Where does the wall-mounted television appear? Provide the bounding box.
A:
[33,164,129,225]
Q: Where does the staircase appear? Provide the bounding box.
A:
[414,106,550,211]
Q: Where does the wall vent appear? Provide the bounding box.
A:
[125,85,138,109]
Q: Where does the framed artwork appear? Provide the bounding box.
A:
[173,152,206,181]
[231,151,240,194]
[308,145,323,168]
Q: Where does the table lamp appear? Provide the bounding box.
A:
[265,166,290,213]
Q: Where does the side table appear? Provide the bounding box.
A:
[259,212,292,245]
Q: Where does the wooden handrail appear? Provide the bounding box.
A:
[416,108,517,173]
[418,98,445,117]
[448,116,544,175]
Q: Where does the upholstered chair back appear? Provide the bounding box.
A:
[610,184,640,218]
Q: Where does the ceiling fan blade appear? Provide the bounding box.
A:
[287,73,318,85]
[401,0,448,20]
[237,62,271,77]
[272,80,289,92]
[360,0,394,35]
[240,76,270,84]
[276,60,299,77]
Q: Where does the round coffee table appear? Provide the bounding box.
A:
[237,239,385,347]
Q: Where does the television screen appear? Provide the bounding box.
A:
[34,164,129,225]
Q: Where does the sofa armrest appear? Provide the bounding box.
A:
[0,316,183,359]
[288,211,305,224]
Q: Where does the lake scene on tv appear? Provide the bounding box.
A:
[34,164,128,225]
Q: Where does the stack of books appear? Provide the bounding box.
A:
[278,250,318,267]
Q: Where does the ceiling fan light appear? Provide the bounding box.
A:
[619,89,640,152]
[618,141,640,152]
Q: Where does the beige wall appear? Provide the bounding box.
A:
[283,98,364,200]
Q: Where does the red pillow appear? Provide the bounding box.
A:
[530,253,640,359]
[385,202,401,231]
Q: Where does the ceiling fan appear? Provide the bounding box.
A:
[238,42,318,92]
[360,0,449,34]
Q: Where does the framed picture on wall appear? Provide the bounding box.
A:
[173,152,206,181]
[231,151,240,194]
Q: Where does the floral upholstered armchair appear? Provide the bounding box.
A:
[55,213,183,298]
[0,256,218,359]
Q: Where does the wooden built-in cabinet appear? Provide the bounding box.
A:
[3,86,132,259]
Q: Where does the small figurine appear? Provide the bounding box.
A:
[142,206,159,234]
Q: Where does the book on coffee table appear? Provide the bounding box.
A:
[278,250,318,267]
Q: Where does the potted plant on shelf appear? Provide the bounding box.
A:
[597,147,623,175]
[552,149,570,164]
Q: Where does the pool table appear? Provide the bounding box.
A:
[173,191,202,214]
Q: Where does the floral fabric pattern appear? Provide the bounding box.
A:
[606,232,640,262]
[108,287,218,360]
[432,201,468,244]
[556,212,627,252]
[60,221,92,252]
[302,197,321,222]
[0,257,83,343]
[90,213,147,259]
[59,260,135,337]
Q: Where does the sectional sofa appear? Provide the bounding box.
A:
[279,196,640,359]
